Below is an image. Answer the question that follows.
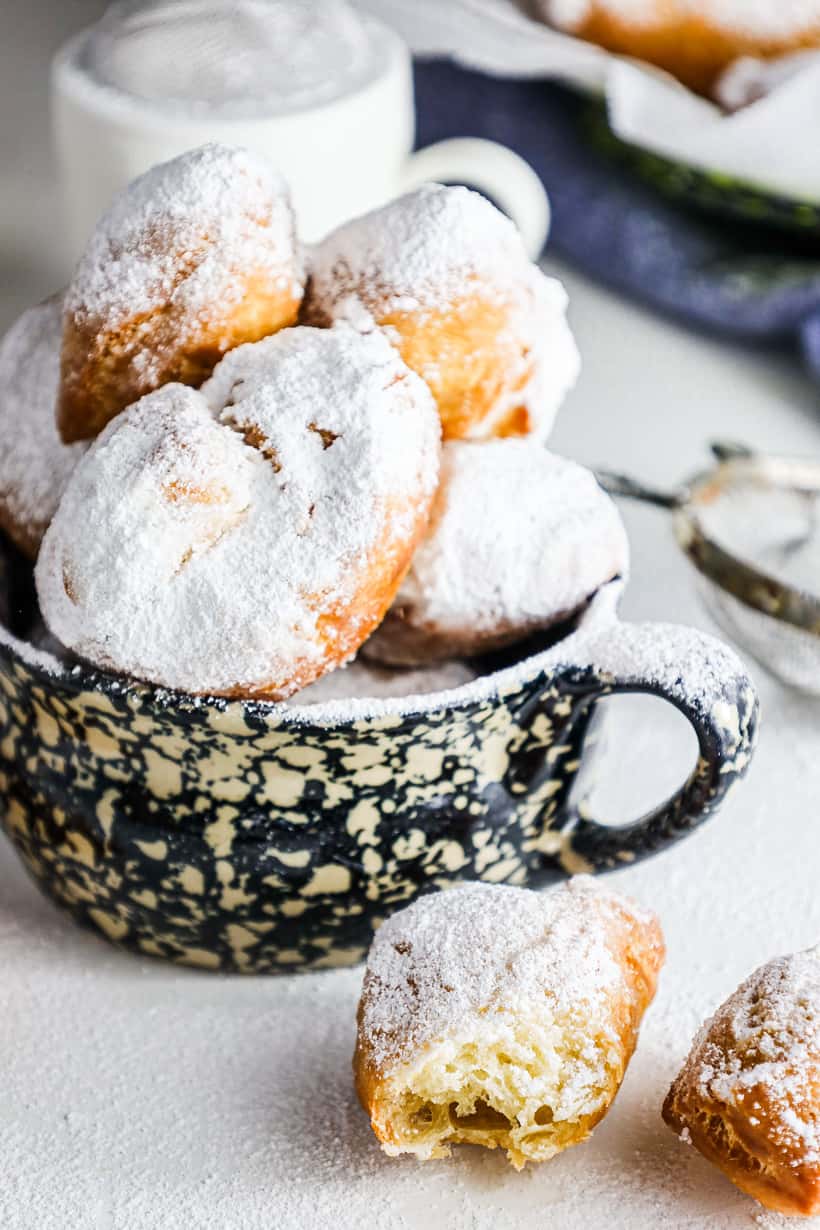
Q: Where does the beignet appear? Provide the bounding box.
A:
[0,296,86,558]
[59,143,305,442]
[537,0,820,97]
[364,440,629,666]
[304,184,579,443]
[355,878,664,1168]
[38,325,440,698]
[664,945,820,1217]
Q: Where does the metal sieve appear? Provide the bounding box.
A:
[599,442,820,695]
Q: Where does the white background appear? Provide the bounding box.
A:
[2,4,820,1227]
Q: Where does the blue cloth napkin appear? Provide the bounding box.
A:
[413,59,820,381]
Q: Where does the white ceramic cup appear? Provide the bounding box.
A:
[51,0,550,273]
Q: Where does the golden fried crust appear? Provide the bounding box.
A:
[303,291,535,443]
[557,7,820,96]
[663,951,820,1217]
[375,296,536,442]
[354,882,665,1168]
[664,1084,820,1216]
[58,279,301,444]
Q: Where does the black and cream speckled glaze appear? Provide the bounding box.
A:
[0,548,758,971]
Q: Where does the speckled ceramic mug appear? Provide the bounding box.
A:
[0,555,758,972]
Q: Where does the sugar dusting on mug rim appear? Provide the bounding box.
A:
[0,581,623,726]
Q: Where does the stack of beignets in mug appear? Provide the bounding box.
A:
[0,140,632,700]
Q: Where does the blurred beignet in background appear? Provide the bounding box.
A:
[58,143,305,443]
[355,877,664,1169]
[304,184,579,442]
[536,0,820,97]
[663,945,820,1217]
[364,440,629,666]
[0,296,86,559]
[37,325,440,698]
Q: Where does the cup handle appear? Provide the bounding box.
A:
[401,137,551,259]
[558,620,759,870]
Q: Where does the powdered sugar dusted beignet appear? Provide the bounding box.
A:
[355,878,664,1168]
[304,184,579,443]
[663,945,820,1216]
[58,143,305,443]
[365,440,629,666]
[37,325,440,698]
[0,297,86,558]
[538,0,820,96]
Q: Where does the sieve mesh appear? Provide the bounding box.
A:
[682,459,820,694]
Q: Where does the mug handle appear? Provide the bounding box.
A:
[558,620,759,870]
[400,137,551,259]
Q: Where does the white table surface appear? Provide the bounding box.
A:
[3,7,820,1230]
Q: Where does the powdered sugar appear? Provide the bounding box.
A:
[359,877,657,1076]
[544,0,820,39]
[307,183,580,443]
[677,946,820,1163]
[64,143,303,378]
[14,555,749,734]
[366,441,629,663]
[0,297,86,555]
[309,183,534,313]
[202,323,440,547]
[4,567,618,716]
[0,623,70,677]
[585,616,755,716]
[403,441,628,632]
[294,656,475,703]
[35,325,440,696]
[267,579,621,723]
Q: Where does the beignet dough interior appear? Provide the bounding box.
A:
[365,1004,630,1167]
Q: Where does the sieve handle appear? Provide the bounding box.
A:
[596,441,757,508]
[594,469,686,510]
[557,619,759,870]
[709,440,755,463]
